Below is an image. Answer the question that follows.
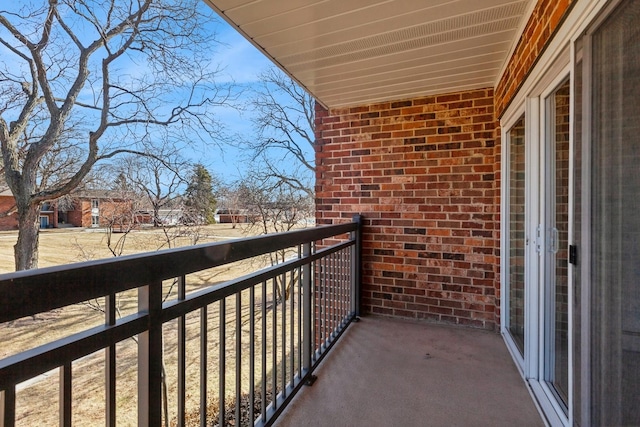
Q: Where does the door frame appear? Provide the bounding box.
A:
[500,105,527,372]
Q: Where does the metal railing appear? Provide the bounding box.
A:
[0,215,362,427]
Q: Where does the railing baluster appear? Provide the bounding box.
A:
[317,257,322,351]
[351,236,357,319]
[105,293,116,427]
[1,387,15,427]
[331,253,336,335]
[348,246,352,318]
[297,245,303,380]
[352,214,363,317]
[322,256,327,349]
[261,280,267,422]
[338,251,343,324]
[344,248,348,322]
[334,251,342,324]
[200,306,207,427]
[326,254,331,338]
[60,361,72,427]
[138,282,163,426]
[346,248,351,319]
[311,242,317,364]
[289,267,294,386]
[341,250,345,322]
[249,285,255,424]
[346,248,350,320]
[281,272,286,398]
[219,298,226,427]
[335,252,339,330]
[235,292,241,426]
[271,277,277,410]
[338,251,345,324]
[302,243,312,373]
[338,251,341,325]
[334,252,338,327]
[178,276,186,427]
[327,255,332,338]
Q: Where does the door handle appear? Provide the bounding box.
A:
[549,227,559,254]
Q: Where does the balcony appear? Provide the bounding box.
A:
[0,215,542,426]
[275,316,542,426]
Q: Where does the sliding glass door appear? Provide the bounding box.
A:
[587,1,640,423]
[503,70,572,425]
[502,1,640,424]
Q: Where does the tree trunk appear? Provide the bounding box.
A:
[153,203,161,227]
[14,203,40,271]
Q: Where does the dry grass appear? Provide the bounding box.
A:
[0,223,252,274]
[0,224,303,426]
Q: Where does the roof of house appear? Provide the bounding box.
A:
[70,189,136,200]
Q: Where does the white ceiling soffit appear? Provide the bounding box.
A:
[205,0,534,108]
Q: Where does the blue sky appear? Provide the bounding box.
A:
[0,2,304,187]
[196,15,278,181]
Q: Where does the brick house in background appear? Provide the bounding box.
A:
[0,189,136,230]
[0,189,18,230]
[63,190,136,229]
[210,0,640,424]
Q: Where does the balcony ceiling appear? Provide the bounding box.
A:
[204,0,534,108]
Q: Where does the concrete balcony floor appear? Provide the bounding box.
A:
[275,316,544,427]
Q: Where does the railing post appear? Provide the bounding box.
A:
[0,387,14,427]
[0,390,5,427]
[351,215,363,318]
[302,242,312,373]
[177,276,186,427]
[60,362,72,426]
[106,294,116,427]
[138,282,163,427]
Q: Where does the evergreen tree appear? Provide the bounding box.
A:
[184,164,216,224]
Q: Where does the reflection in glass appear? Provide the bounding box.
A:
[508,116,526,356]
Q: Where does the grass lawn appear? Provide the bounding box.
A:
[0,223,252,274]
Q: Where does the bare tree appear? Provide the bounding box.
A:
[113,147,189,227]
[218,181,251,229]
[245,66,316,198]
[237,172,314,301]
[0,1,233,270]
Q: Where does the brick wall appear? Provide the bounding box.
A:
[0,196,18,230]
[98,199,135,227]
[495,0,575,117]
[66,201,84,227]
[69,199,96,228]
[315,89,500,329]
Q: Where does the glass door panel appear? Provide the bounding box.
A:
[508,115,526,356]
[544,78,571,408]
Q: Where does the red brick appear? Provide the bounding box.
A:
[316,89,499,330]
